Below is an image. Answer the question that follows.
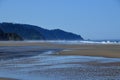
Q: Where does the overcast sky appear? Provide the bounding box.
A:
[0,0,120,40]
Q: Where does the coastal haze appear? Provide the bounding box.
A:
[0,0,120,80]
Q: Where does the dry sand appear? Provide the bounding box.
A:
[0,41,120,58]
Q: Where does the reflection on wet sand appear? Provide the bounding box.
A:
[0,53,120,80]
[0,42,120,80]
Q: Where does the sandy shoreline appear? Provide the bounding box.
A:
[0,41,120,58]
[0,41,120,80]
[59,44,120,58]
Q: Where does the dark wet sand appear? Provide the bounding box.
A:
[0,78,18,80]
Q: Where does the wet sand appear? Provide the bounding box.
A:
[0,78,17,80]
[0,53,120,80]
[59,44,120,58]
[0,41,120,80]
[0,41,120,58]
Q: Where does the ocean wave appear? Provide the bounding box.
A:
[24,40,120,45]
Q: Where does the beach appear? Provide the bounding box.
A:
[0,41,120,58]
[0,41,120,80]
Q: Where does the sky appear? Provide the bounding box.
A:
[0,0,120,40]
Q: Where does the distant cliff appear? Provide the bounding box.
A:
[0,22,83,40]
